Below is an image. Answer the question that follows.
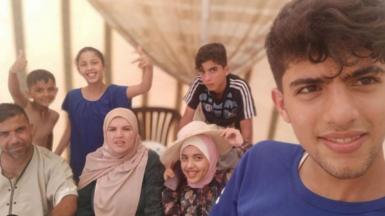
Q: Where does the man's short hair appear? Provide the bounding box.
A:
[26,69,56,89]
[0,103,29,123]
[195,42,228,71]
[265,0,385,90]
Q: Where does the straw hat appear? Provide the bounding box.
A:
[160,121,233,166]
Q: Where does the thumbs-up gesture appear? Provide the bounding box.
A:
[10,50,27,74]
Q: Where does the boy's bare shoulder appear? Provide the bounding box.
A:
[48,109,60,122]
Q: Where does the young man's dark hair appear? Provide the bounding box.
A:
[0,103,29,123]
[265,0,385,90]
[26,69,56,89]
[195,42,227,71]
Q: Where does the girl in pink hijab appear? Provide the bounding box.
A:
[160,121,243,216]
[76,107,164,216]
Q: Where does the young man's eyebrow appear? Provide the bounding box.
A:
[289,66,385,88]
[342,65,385,80]
[289,77,325,88]
[208,66,218,71]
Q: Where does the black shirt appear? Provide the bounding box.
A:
[184,74,256,129]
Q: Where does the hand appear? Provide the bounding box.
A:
[10,50,27,74]
[163,167,175,181]
[132,46,153,70]
[220,128,244,147]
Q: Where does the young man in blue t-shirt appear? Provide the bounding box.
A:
[210,0,385,215]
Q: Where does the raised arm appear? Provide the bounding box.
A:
[8,50,29,107]
[55,114,71,155]
[126,47,153,99]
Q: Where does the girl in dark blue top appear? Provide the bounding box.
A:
[55,46,153,181]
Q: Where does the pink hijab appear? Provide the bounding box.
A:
[78,108,148,216]
[180,134,219,188]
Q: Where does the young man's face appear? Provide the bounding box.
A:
[199,60,229,94]
[272,57,385,179]
[27,79,57,107]
[0,114,33,160]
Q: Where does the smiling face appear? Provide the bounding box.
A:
[272,57,385,179]
[105,117,136,155]
[27,79,57,107]
[180,145,210,184]
[0,114,33,161]
[77,50,105,84]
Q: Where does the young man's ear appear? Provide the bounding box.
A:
[224,65,230,75]
[271,88,290,123]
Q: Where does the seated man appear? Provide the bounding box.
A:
[210,0,385,215]
[0,103,77,216]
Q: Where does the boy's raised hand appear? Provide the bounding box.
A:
[10,50,27,74]
[132,46,153,70]
[163,167,176,181]
[220,128,244,147]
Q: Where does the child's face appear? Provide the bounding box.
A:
[77,51,104,84]
[199,60,229,94]
[180,145,210,184]
[27,79,57,107]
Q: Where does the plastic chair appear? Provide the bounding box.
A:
[132,106,181,146]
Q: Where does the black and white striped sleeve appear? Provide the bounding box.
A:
[230,78,256,119]
[183,77,202,109]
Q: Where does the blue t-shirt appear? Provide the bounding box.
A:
[62,84,131,181]
[210,141,385,216]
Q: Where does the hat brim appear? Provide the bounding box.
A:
[160,127,232,167]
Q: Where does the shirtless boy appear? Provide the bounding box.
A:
[8,51,59,150]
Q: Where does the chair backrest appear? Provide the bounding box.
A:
[132,106,181,146]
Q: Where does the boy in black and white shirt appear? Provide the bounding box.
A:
[180,43,256,148]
